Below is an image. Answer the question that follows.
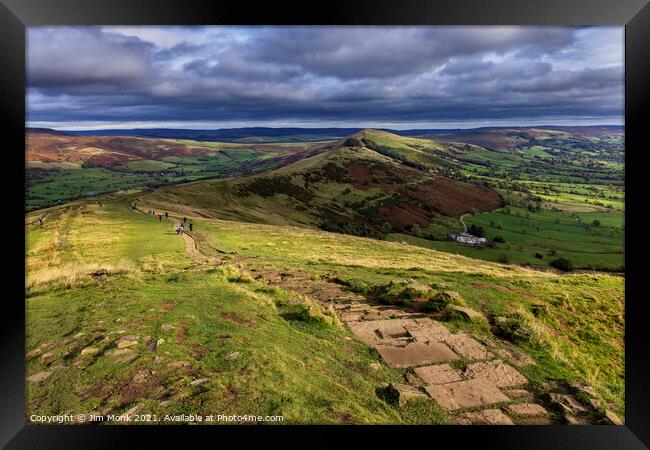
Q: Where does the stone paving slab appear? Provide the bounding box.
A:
[517,416,554,425]
[504,389,534,402]
[464,360,528,388]
[376,342,459,368]
[347,319,415,346]
[454,409,514,425]
[505,403,548,417]
[414,364,463,385]
[404,319,451,343]
[424,378,509,411]
[361,313,384,321]
[443,333,494,360]
[340,313,364,322]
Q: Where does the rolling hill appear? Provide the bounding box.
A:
[26,127,624,271]
[140,130,503,239]
[25,130,328,211]
[23,126,626,425]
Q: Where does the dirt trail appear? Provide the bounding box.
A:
[177,224,203,260]
[136,201,605,425]
[459,214,469,233]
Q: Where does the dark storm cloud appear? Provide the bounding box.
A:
[245,27,575,79]
[26,26,624,128]
[28,28,155,91]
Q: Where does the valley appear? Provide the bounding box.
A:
[24,125,625,425]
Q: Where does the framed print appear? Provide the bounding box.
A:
[1,0,649,448]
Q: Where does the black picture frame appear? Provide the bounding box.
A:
[2,0,648,448]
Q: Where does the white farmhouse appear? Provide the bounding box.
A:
[450,232,487,247]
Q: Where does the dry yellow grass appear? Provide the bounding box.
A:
[26,259,139,292]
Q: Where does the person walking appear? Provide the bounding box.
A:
[179,225,184,235]
[165,212,168,219]
[189,223,193,232]
[158,214,162,222]
[183,217,187,224]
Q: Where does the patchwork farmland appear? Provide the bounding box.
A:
[25,126,625,425]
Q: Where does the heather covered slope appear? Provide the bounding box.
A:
[141,130,502,239]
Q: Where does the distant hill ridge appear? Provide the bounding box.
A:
[26,125,623,143]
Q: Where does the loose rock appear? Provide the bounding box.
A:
[604,410,623,425]
[190,378,209,386]
[26,348,42,359]
[225,351,240,360]
[388,383,428,407]
[495,348,534,367]
[115,335,139,349]
[447,305,486,323]
[80,346,100,356]
[27,371,52,383]
[405,372,426,388]
[549,393,587,415]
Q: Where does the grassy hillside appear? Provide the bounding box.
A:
[135,129,623,271]
[141,134,502,240]
[25,197,624,424]
[27,128,623,270]
[26,200,433,424]
[339,130,624,271]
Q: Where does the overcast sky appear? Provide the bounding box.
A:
[26,26,624,130]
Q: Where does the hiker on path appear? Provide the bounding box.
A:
[165,212,168,219]
[175,225,181,234]
[158,214,162,222]
[179,225,184,235]
[183,217,187,224]
[38,216,45,227]
[189,223,193,232]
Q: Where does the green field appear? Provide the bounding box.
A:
[26,138,313,212]
[351,130,624,270]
